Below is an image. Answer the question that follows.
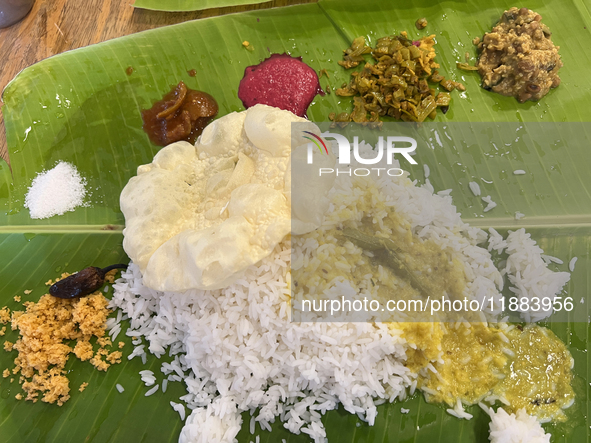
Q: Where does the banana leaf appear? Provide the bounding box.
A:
[1,0,590,442]
[133,0,267,12]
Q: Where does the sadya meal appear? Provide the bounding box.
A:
[2,5,577,443]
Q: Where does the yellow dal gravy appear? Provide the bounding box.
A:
[293,209,467,322]
[293,203,574,422]
[399,322,575,422]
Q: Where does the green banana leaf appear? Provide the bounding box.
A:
[1,0,590,442]
[133,0,267,12]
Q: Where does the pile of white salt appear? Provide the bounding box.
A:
[24,161,87,219]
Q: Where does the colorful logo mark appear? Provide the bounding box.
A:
[303,131,329,154]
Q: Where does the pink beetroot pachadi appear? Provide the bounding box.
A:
[238,53,324,117]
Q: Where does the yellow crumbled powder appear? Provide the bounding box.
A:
[97,337,112,347]
[0,307,10,324]
[107,351,122,364]
[24,290,32,295]
[105,269,117,283]
[14,296,21,303]
[118,341,125,349]
[90,348,110,371]
[79,382,88,392]
[3,288,122,406]
[2,369,9,378]
[73,341,94,361]
[10,311,23,329]
[3,341,13,352]
[10,378,14,383]
[0,326,6,336]
[15,393,22,400]
[44,273,70,287]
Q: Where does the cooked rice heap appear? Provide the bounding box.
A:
[1,273,122,405]
[111,146,504,441]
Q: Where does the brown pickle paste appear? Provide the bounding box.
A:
[142,81,218,146]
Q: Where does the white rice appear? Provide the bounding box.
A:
[513,170,526,175]
[541,254,563,265]
[145,384,159,396]
[128,345,146,361]
[446,398,473,420]
[503,229,570,322]
[487,228,507,253]
[400,408,410,414]
[514,211,525,220]
[569,257,577,272]
[112,250,413,442]
[179,407,241,443]
[140,370,156,386]
[116,384,125,393]
[482,405,551,443]
[423,164,430,178]
[469,181,481,196]
[481,195,497,212]
[171,401,187,421]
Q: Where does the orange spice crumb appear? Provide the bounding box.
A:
[14,296,21,303]
[2,369,9,378]
[79,382,88,392]
[0,326,6,336]
[118,341,125,349]
[3,341,13,352]
[15,393,22,400]
[24,290,32,295]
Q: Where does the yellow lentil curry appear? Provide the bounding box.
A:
[292,203,468,323]
[293,181,575,423]
[401,322,574,422]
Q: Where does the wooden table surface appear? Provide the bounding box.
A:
[0,0,314,165]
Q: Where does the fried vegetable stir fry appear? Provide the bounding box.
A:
[331,33,463,125]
